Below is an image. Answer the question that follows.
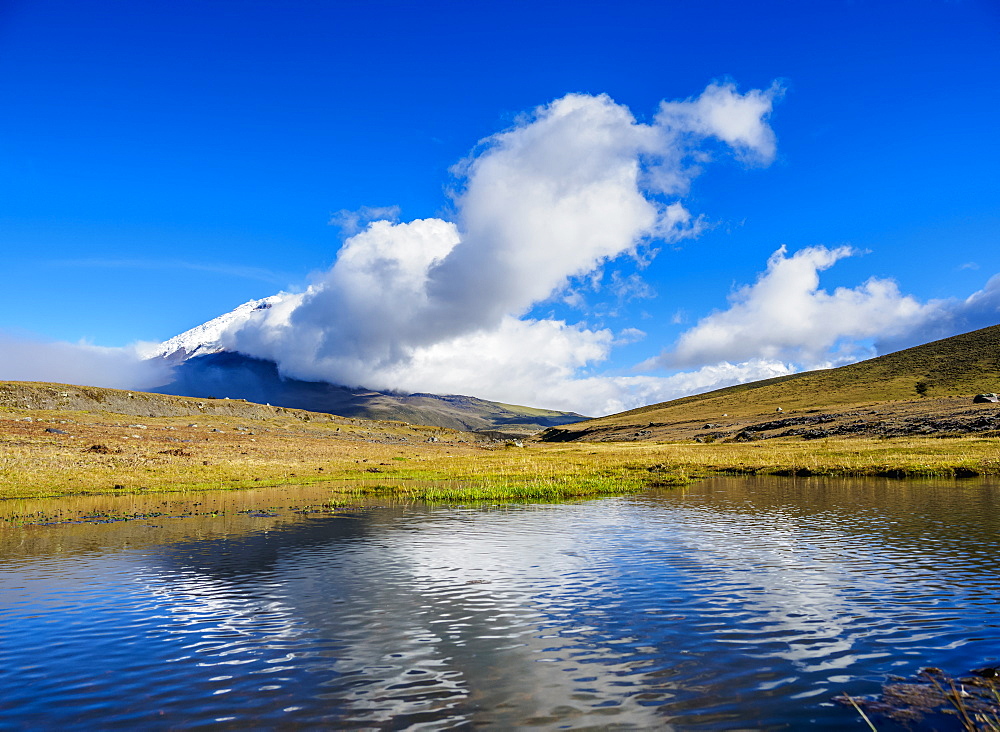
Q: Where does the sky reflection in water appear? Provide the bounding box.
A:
[1,476,998,730]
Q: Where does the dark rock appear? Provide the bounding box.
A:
[159,448,192,457]
[44,427,68,434]
[753,414,836,432]
[770,467,815,477]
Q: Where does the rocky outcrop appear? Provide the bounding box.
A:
[779,412,1000,440]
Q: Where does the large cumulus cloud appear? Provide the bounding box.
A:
[650,245,933,370]
[640,247,1000,396]
[219,84,784,412]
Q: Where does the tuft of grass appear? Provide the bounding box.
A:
[844,695,877,731]
[932,677,1000,732]
[843,669,1000,731]
[331,470,658,503]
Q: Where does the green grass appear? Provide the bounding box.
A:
[330,468,687,503]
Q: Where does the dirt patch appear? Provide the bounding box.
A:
[85,444,122,455]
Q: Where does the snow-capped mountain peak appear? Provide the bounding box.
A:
[142,295,285,361]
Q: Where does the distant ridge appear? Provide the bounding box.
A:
[144,298,587,434]
[541,323,1000,442]
[152,352,587,435]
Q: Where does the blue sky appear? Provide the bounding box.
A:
[2,0,999,414]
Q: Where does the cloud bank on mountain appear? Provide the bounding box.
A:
[220,83,786,413]
[178,83,1000,415]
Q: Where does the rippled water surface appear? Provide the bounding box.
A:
[2,477,999,729]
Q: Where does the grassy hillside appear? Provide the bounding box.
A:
[542,324,1000,442]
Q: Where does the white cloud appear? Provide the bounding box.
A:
[655,81,783,170]
[614,328,646,346]
[429,93,660,323]
[950,274,1000,327]
[609,271,656,303]
[554,359,797,416]
[14,82,998,418]
[873,273,1000,353]
[329,205,402,237]
[215,84,783,414]
[364,323,793,416]
[364,317,615,411]
[0,333,173,390]
[651,245,933,370]
[639,246,1000,401]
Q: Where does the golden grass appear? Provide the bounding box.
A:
[2,400,998,505]
[0,408,681,501]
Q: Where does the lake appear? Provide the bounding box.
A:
[1,476,998,729]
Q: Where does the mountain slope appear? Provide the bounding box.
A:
[145,298,587,434]
[541,323,1000,442]
[142,295,285,361]
[152,352,587,434]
